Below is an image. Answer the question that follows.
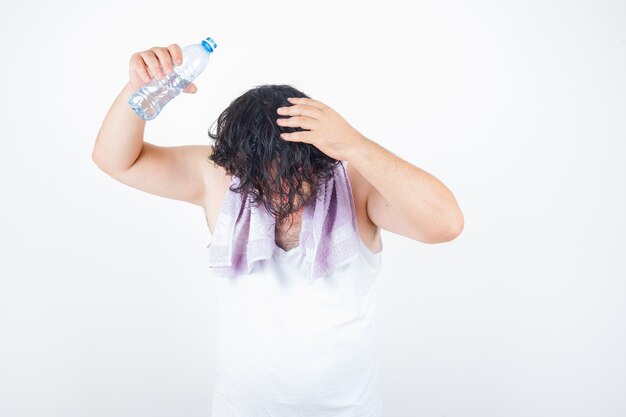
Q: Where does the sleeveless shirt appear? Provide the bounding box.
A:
[207,174,384,417]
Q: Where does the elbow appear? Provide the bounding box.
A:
[91,149,102,168]
[91,149,108,172]
[91,149,100,165]
[440,195,464,242]
[422,210,464,244]
[91,138,105,167]
[91,148,117,175]
[91,142,130,175]
[442,211,464,242]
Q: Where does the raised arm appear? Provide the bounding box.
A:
[91,44,220,207]
[275,96,464,244]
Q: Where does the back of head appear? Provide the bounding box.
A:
[207,84,339,226]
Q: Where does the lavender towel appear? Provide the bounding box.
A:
[206,161,361,283]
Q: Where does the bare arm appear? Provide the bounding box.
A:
[348,137,464,244]
[92,81,146,173]
[91,44,216,207]
[275,96,464,244]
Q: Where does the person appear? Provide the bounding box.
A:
[93,43,464,417]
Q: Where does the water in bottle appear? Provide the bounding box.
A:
[128,36,217,121]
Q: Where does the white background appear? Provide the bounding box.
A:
[1,1,624,416]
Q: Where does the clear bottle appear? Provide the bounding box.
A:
[128,37,217,121]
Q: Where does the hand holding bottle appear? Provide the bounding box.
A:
[127,37,216,121]
[128,44,197,94]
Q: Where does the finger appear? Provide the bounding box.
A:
[276,116,317,130]
[167,43,184,66]
[130,53,152,82]
[287,97,327,111]
[140,50,163,79]
[276,104,323,120]
[150,46,174,76]
[280,131,312,143]
[183,82,197,94]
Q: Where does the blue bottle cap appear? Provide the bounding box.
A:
[202,37,217,53]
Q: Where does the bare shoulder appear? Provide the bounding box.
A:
[345,161,382,254]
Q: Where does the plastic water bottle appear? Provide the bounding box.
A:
[128,36,217,121]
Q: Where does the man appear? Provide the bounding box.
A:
[93,44,464,416]
[93,44,463,250]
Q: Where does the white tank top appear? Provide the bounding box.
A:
[209,230,384,416]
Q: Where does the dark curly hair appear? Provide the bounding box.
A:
[207,84,339,227]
